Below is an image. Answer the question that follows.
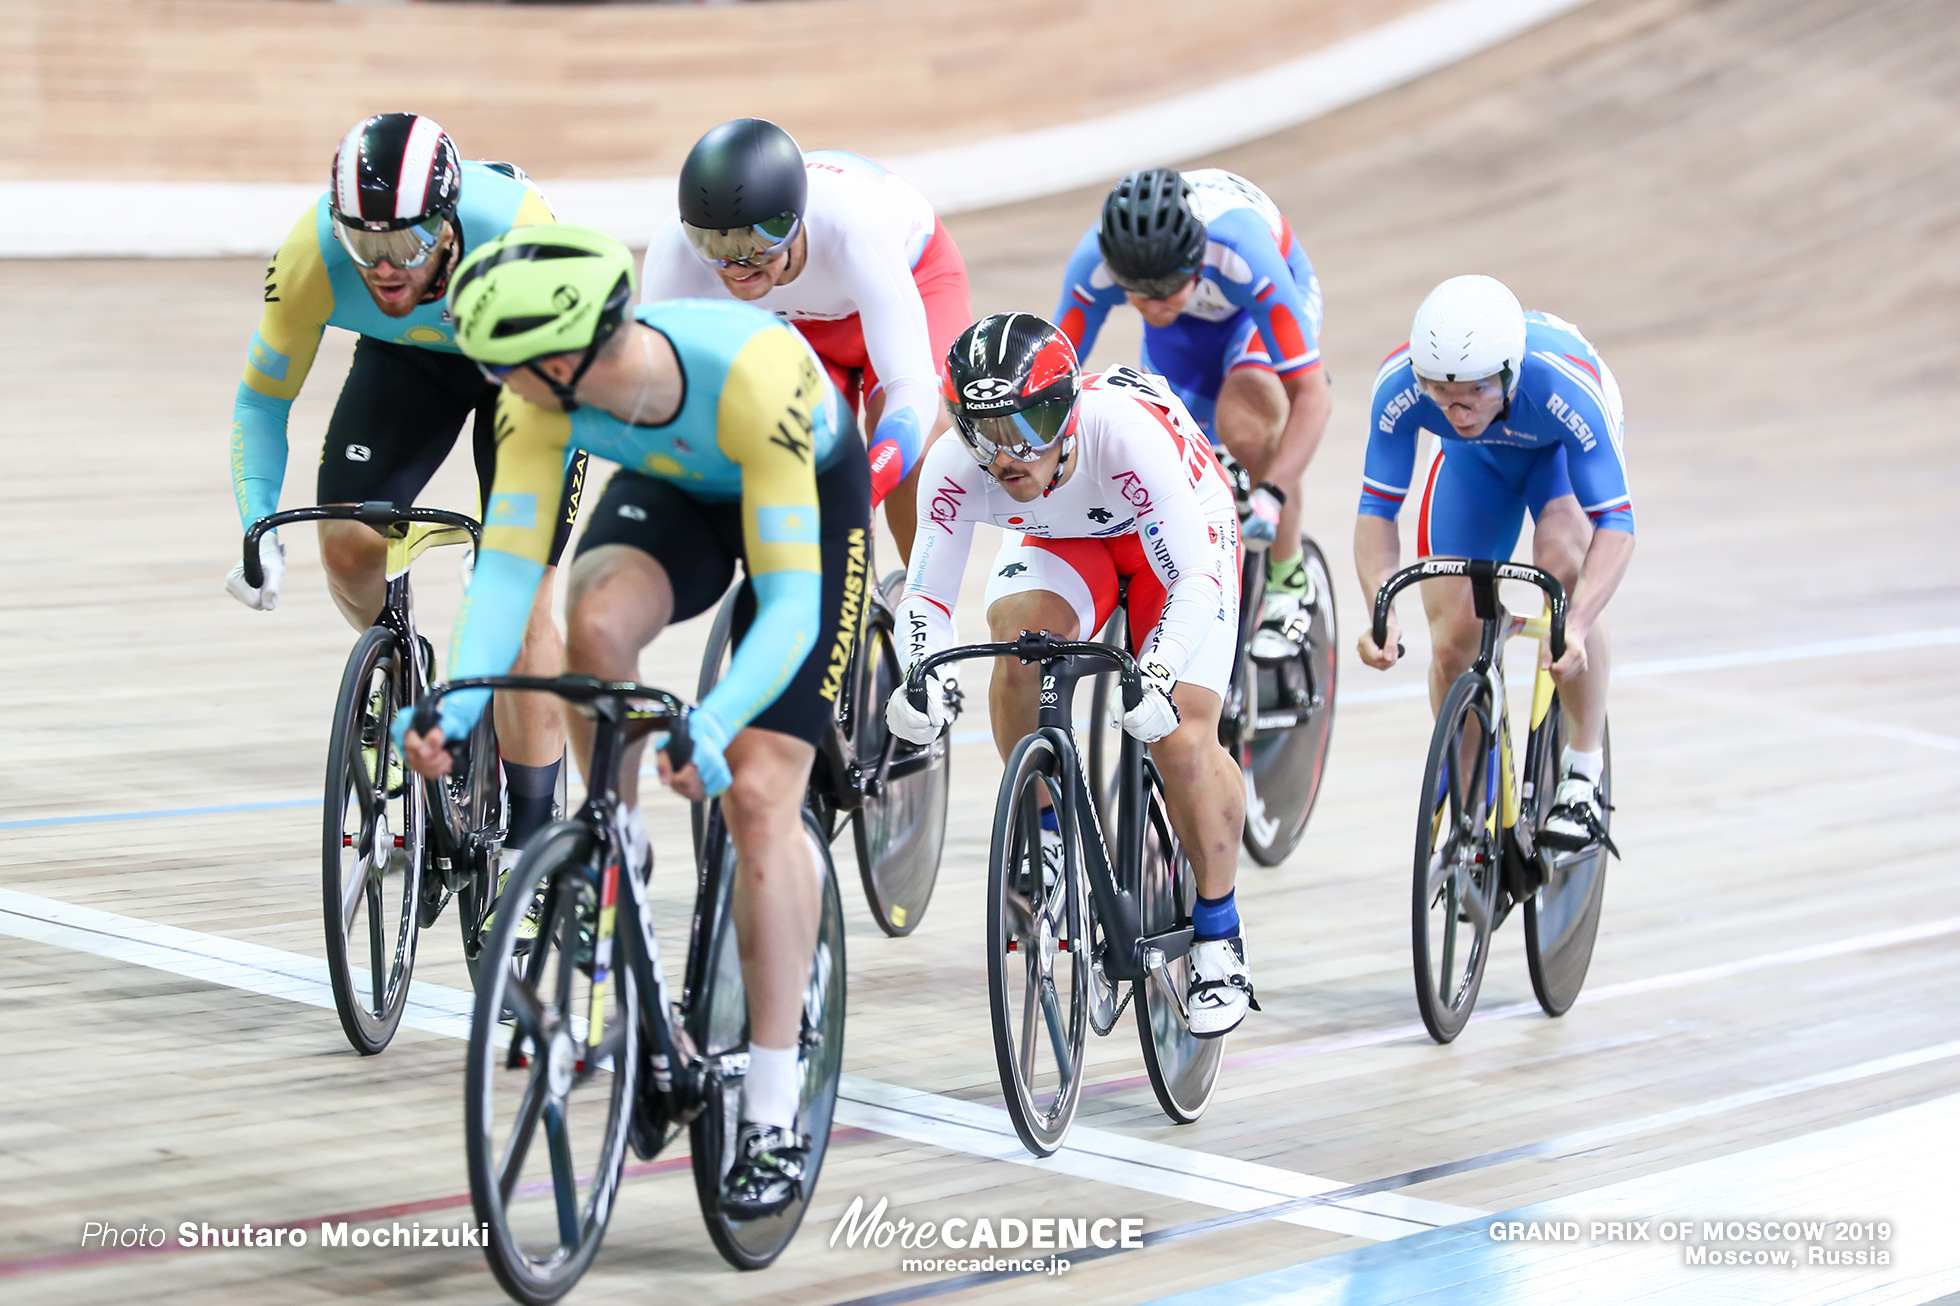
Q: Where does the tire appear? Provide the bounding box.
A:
[987,733,1091,1155]
[851,587,949,936]
[1525,710,1612,1016]
[1133,767,1222,1124]
[1239,535,1339,867]
[466,822,636,1306]
[688,808,846,1270]
[1086,609,1128,834]
[1411,673,1502,1044]
[321,625,426,1055]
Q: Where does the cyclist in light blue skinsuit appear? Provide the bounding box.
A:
[1054,167,1333,656]
[1354,275,1635,851]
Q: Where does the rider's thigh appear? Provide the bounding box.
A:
[986,588,1081,642]
[1419,576,1482,680]
[1530,494,1591,591]
[1214,365,1286,467]
[316,518,386,582]
[565,545,675,665]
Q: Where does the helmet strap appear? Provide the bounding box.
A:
[418,220,461,306]
[528,342,603,415]
[1041,435,1076,497]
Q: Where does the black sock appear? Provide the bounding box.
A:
[504,758,562,851]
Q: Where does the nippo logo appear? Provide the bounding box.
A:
[962,377,1015,403]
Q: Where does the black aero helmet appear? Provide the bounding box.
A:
[329,112,462,272]
[1097,168,1206,300]
[942,313,1083,465]
[678,118,808,267]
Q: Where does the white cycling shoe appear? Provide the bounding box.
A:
[1250,590,1315,661]
[1187,936,1260,1038]
[1540,773,1617,854]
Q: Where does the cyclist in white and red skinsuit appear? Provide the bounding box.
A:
[642,119,971,561]
[888,313,1259,1037]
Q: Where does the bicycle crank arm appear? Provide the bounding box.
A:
[1143,950,1192,1027]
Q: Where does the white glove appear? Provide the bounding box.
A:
[1244,484,1284,544]
[1121,662,1182,743]
[885,671,949,746]
[225,531,285,612]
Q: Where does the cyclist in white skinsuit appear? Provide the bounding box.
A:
[886,313,1258,1037]
[640,120,973,560]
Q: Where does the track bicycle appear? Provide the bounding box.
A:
[412,675,846,1302]
[697,559,951,936]
[244,502,506,1055]
[906,632,1218,1156]
[1371,557,1616,1044]
[1085,452,1337,865]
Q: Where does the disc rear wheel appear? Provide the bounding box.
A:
[1239,535,1338,866]
[1134,769,1221,1123]
[1525,709,1612,1016]
[851,574,949,935]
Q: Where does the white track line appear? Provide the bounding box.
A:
[0,886,1462,1242]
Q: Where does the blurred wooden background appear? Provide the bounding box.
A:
[0,0,1427,181]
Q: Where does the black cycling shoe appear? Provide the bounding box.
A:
[719,1122,809,1219]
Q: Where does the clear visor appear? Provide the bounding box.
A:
[954,396,1075,464]
[1112,268,1198,302]
[335,214,445,270]
[682,214,801,269]
[1415,369,1509,405]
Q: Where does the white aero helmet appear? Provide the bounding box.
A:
[1409,275,1527,393]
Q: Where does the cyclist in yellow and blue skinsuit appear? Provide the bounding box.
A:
[396,224,869,1224]
[224,112,584,862]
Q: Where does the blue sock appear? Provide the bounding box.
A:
[1040,808,1060,833]
[1192,889,1240,942]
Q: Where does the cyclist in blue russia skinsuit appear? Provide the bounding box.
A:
[398,224,868,1221]
[1354,275,1635,849]
[1054,167,1332,656]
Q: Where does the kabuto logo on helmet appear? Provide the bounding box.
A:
[552,285,581,312]
[962,377,1015,404]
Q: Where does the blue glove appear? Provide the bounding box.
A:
[390,690,486,753]
[684,707,734,799]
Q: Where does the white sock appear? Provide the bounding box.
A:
[1562,747,1604,786]
[742,1042,801,1131]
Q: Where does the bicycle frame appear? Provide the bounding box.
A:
[908,633,1192,984]
[417,675,711,1123]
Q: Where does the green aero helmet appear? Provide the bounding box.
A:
[447,223,637,412]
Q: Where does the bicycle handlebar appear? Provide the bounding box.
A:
[905,631,1144,714]
[242,502,483,588]
[411,675,695,773]
[1371,558,1568,662]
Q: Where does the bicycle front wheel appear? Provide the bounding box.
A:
[851,577,949,936]
[1525,710,1612,1016]
[689,807,847,1270]
[1412,673,1501,1044]
[466,822,636,1306]
[322,624,427,1055]
[988,732,1090,1155]
[1134,768,1222,1124]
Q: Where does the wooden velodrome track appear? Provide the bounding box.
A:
[4,0,1959,1302]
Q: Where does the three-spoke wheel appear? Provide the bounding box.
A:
[689,808,847,1269]
[1411,675,1501,1044]
[466,823,638,1306]
[322,625,427,1055]
[988,732,1090,1155]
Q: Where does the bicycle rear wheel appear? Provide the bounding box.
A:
[987,732,1090,1155]
[1240,536,1339,866]
[467,822,636,1306]
[1524,710,1613,1016]
[322,625,427,1055]
[1412,673,1501,1044]
[689,807,846,1270]
[851,574,949,935]
[1134,764,1222,1123]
